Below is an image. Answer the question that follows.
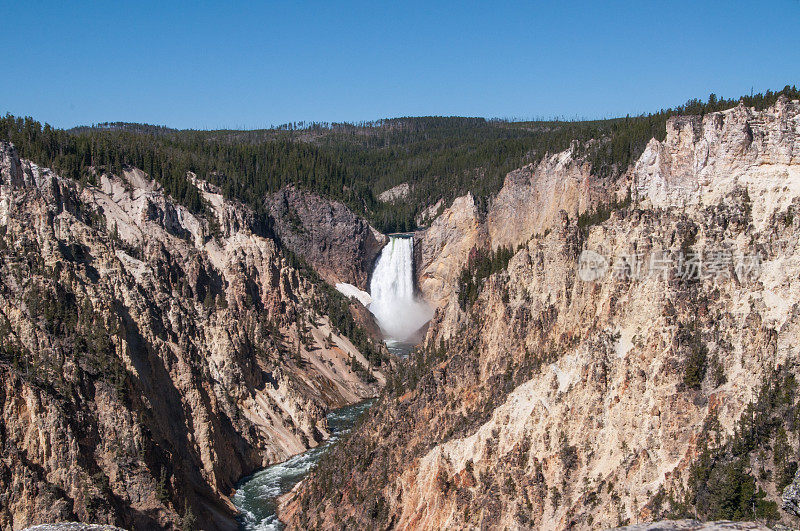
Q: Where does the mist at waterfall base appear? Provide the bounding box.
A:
[368,236,433,347]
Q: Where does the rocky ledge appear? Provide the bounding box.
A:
[611,520,776,530]
[23,524,127,531]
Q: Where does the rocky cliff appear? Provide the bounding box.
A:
[413,194,486,310]
[0,143,387,530]
[266,185,387,290]
[281,99,800,529]
[486,149,617,251]
[414,145,622,310]
[378,183,411,203]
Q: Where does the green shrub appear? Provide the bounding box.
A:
[457,246,514,310]
[680,322,708,390]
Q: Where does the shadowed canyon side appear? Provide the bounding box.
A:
[280,99,800,529]
[0,142,389,530]
[265,185,388,291]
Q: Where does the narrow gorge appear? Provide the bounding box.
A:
[232,234,431,529]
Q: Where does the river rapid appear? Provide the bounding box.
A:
[233,399,374,530]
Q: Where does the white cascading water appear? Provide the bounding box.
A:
[368,236,433,341]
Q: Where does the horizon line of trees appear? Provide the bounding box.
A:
[2,85,796,233]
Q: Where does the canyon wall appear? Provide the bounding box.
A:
[0,144,386,530]
[266,185,387,290]
[282,98,800,529]
[413,193,486,311]
[415,146,622,310]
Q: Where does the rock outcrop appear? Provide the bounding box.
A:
[281,99,800,529]
[265,186,387,290]
[414,193,486,309]
[414,147,619,310]
[782,468,800,517]
[377,182,410,203]
[612,521,772,530]
[635,98,800,227]
[486,150,616,250]
[0,143,387,530]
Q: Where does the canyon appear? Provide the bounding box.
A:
[280,98,800,529]
[2,96,800,531]
[233,234,430,529]
[2,2,798,527]
[0,143,388,530]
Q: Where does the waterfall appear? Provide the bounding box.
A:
[368,236,432,341]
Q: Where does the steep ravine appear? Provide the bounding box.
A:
[233,399,374,530]
[234,233,430,529]
[281,99,800,529]
[0,143,389,530]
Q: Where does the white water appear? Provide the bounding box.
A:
[368,236,433,341]
[233,400,373,530]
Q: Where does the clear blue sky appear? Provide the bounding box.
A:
[2,1,798,129]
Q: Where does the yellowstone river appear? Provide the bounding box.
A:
[233,399,374,530]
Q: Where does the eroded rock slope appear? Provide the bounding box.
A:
[266,185,387,290]
[0,143,387,530]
